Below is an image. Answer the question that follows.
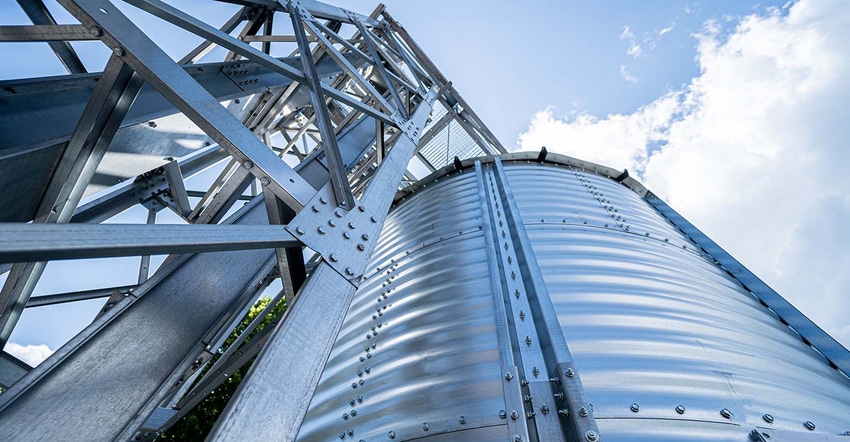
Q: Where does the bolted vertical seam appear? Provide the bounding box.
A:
[474,161,531,441]
[490,157,601,441]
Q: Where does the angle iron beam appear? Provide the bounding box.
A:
[349,16,408,118]
[26,285,135,308]
[178,6,249,64]
[15,0,87,74]
[290,5,357,209]
[0,223,301,262]
[137,209,157,283]
[162,160,191,218]
[224,8,269,62]
[264,192,306,298]
[0,25,96,41]
[645,191,850,379]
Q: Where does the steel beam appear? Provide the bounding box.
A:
[15,0,87,74]
[290,5,356,209]
[0,223,300,262]
[26,285,135,308]
[0,25,96,41]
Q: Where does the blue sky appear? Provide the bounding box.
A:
[2,0,849,363]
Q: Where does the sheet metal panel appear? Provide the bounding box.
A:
[296,158,849,440]
[503,162,850,440]
[296,170,509,441]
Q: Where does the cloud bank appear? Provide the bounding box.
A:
[5,342,54,367]
[519,0,850,347]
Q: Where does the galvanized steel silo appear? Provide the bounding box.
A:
[295,153,850,442]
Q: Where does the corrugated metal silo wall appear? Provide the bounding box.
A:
[295,157,850,441]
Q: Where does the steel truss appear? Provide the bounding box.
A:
[0,0,504,440]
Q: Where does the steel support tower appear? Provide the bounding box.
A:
[0,1,849,441]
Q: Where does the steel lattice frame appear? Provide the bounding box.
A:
[0,1,504,439]
[3,1,849,441]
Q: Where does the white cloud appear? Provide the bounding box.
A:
[620,26,642,58]
[619,65,639,83]
[519,0,850,347]
[657,25,674,37]
[5,342,54,367]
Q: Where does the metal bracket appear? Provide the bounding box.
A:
[285,184,381,285]
[94,288,134,320]
[221,60,260,90]
[554,362,601,441]
[501,365,531,442]
[140,407,177,433]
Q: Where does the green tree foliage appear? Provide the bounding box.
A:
[159,296,286,441]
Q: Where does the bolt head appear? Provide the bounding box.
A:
[242,160,253,169]
[505,372,513,381]
[329,254,338,262]
[260,177,271,186]
[514,435,523,442]
[357,243,366,251]
[112,47,124,56]
[90,26,102,37]
[295,226,305,235]
[348,222,356,229]
[499,410,507,419]
[804,421,816,431]
[630,403,640,413]
[317,226,326,234]
[565,368,575,377]
[422,423,429,431]
[585,430,599,441]
[319,197,328,204]
[676,405,686,414]
[459,415,466,424]
[763,413,774,424]
[346,267,355,276]
[720,408,733,419]
[388,431,396,439]
[579,407,588,417]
